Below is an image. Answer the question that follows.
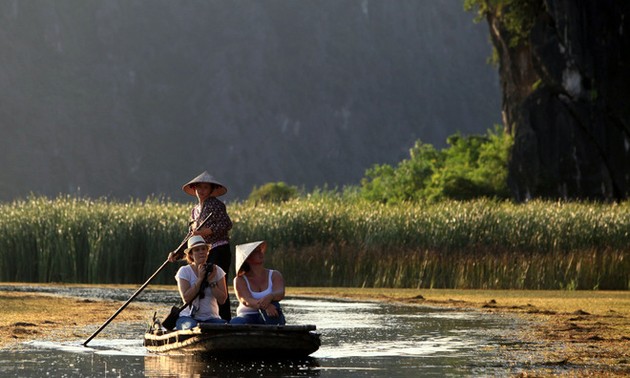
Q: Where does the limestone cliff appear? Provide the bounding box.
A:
[476,0,630,201]
[0,1,499,201]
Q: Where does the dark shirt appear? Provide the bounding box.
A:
[189,197,232,246]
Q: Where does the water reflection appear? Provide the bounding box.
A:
[285,298,499,360]
[0,349,146,377]
[144,354,320,377]
[0,287,517,376]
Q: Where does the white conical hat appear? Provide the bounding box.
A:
[182,171,227,197]
[234,240,267,274]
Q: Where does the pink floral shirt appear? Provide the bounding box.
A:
[189,197,232,247]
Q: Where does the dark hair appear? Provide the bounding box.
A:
[238,262,251,276]
[191,183,216,190]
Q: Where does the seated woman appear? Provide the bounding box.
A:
[175,235,228,330]
[230,240,286,325]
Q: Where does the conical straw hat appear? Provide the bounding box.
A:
[182,171,228,197]
[235,240,267,274]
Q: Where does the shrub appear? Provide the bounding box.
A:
[360,126,512,203]
[247,182,299,204]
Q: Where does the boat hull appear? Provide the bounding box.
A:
[144,323,321,357]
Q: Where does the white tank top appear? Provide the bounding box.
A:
[236,269,274,316]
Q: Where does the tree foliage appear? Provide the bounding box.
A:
[247,182,299,204]
[359,126,513,203]
[464,0,545,47]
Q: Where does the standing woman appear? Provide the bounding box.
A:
[170,171,233,321]
[175,235,228,330]
[230,241,286,325]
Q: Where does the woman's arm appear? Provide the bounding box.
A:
[177,277,203,303]
[269,270,286,301]
[233,276,260,309]
[205,265,228,304]
[211,276,228,305]
[257,270,285,310]
[176,266,205,303]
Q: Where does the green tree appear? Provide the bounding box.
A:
[430,126,512,200]
[474,125,513,197]
[360,126,512,203]
[464,0,545,47]
[360,141,442,204]
[247,182,299,204]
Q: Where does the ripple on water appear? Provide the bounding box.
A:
[313,335,475,358]
[26,339,147,356]
[0,290,520,377]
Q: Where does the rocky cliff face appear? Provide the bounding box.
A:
[0,1,500,201]
[484,0,630,201]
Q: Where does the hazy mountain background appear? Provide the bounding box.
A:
[0,0,500,202]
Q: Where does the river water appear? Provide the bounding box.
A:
[0,286,521,377]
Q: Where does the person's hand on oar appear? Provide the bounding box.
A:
[83,212,214,346]
[168,222,196,262]
[168,236,189,262]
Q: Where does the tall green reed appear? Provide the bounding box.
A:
[0,196,628,289]
[230,198,629,289]
[0,196,189,284]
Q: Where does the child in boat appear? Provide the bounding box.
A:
[169,171,233,321]
[230,241,286,325]
[175,235,228,330]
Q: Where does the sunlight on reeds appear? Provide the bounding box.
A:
[0,196,189,284]
[0,196,628,289]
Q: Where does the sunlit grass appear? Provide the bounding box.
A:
[0,196,628,289]
[0,196,189,284]
[230,197,629,290]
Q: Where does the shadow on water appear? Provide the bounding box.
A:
[0,286,520,377]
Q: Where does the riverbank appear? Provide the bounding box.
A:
[288,287,630,376]
[0,284,628,376]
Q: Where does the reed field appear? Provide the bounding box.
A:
[0,195,628,289]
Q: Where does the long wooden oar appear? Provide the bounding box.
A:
[83,212,213,346]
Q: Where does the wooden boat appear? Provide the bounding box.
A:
[144,323,321,357]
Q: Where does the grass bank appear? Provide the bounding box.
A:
[0,196,628,289]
